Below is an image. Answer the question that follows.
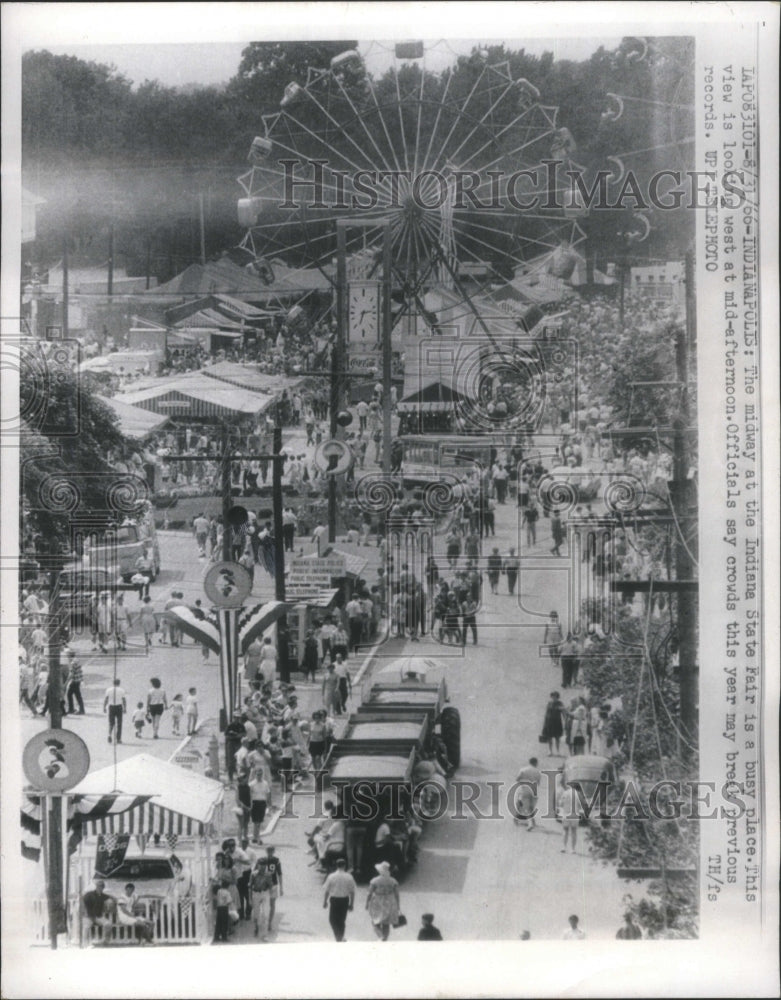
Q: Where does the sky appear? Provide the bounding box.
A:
[41,37,620,90]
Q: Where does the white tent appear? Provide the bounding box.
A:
[72,753,224,837]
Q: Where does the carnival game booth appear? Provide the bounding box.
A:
[67,755,225,946]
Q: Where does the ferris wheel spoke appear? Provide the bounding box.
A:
[460,125,556,177]
[434,64,492,163]
[446,80,518,166]
[453,216,574,259]
[412,60,428,178]
[392,63,413,174]
[420,65,456,176]
[296,84,398,186]
[364,76,406,176]
[277,110,397,202]
[331,76,400,179]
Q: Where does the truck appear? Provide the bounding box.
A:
[83,515,160,583]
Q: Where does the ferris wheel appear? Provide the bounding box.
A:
[236,41,586,340]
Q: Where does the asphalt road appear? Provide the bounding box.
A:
[22,436,633,943]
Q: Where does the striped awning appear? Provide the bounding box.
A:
[72,754,225,838]
[21,792,153,862]
[85,800,205,837]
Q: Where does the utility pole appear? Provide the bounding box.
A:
[272,425,289,682]
[62,239,69,339]
[45,570,65,948]
[329,225,348,542]
[199,192,207,266]
[381,221,393,474]
[220,424,233,562]
[107,223,114,297]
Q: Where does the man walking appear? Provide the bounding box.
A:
[253,846,283,937]
[103,678,127,744]
[322,858,356,941]
[460,594,478,646]
[503,548,520,596]
[65,649,85,715]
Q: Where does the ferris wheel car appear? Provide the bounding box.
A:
[249,257,275,284]
[515,78,541,107]
[248,136,273,164]
[280,82,303,108]
[551,127,577,159]
[237,197,263,228]
[330,50,363,74]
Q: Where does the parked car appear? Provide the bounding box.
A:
[97,853,192,904]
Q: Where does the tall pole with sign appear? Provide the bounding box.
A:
[381,221,393,474]
[329,225,348,542]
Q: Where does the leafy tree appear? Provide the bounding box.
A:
[20,365,138,572]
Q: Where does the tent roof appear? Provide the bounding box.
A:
[399,376,466,405]
[72,753,224,826]
[174,308,245,331]
[151,259,272,296]
[97,395,170,439]
[117,373,271,416]
[151,258,331,299]
[212,294,278,319]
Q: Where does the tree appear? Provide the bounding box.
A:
[20,364,140,572]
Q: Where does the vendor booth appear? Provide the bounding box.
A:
[59,755,226,946]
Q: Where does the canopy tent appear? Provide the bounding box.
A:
[397,376,468,413]
[115,373,273,418]
[97,395,170,440]
[174,308,246,332]
[150,257,331,302]
[80,350,160,375]
[212,293,278,319]
[72,754,225,837]
[151,259,275,298]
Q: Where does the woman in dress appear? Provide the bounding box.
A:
[365,861,400,941]
[542,691,566,756]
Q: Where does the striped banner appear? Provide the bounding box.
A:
[21,793,152,863]
[217,607,240,716]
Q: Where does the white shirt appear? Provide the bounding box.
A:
[104,685,127,707]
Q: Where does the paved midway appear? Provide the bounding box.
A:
[22,433,635,943]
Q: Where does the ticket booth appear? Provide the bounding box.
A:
[286,589,339,669]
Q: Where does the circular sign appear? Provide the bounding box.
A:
[23,729,90,792]
[204,561,253,608]
[314,439,352,476]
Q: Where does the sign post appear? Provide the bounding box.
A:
[23,728,90,949]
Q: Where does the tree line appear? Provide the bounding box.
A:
[22,38,694,281]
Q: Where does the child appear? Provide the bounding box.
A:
[185,687,199,735]
[138,597,157,650]
[132,702,147,738]
[171,693,184,736]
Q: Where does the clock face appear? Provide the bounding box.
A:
[348,283,379,342]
